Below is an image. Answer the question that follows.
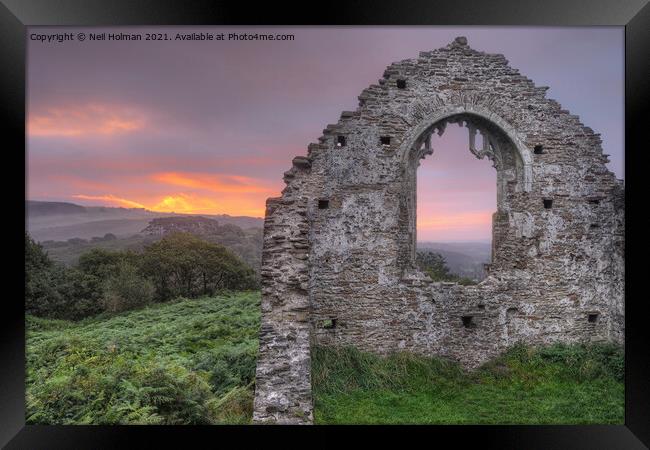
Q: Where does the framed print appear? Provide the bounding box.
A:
[2,0,649,447]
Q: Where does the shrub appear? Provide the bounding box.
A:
[103,262,155,313]
[25,232,55,314]
[25,232,51,272]
[27,231,259,321]
[110,360,217,425]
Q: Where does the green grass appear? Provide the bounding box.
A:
[27,292,624,425]
[26,291,260,424]
[312,344,624,424]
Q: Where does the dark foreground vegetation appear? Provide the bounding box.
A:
[27,292,624,425]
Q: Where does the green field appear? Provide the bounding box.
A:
[26,291,624,425]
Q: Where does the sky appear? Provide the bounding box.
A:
[27,26,624,242]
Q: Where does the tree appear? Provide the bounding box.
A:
[416,250,452,281]
[55,268,104,319]
[26,232,52,304]
[26,264,104,320]
[416,250,477,285]
[26,232,104,320]
[78,248,139,279]
[140,233,257,301]
[103,261,155,313]
[25,232,51,273]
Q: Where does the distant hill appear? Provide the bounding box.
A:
[140,216,262,271]
[27,201,87,216]
[37,213,263,273]
[32,218,156,242]
[142,216,243,237]
[417,241,491,281]
[26,200,263,242]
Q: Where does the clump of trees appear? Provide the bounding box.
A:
[26,233,104,320]
[140,233,257,301]
[416,250,477,285]
[25,232,258,320]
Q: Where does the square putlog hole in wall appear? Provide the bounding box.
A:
[336,135,346,147]
[534,144,544,154]
[322,318,337,329]
[318,199,329,209]
[588,313,599,323]
[462,316,476,329]
[380,136,391,145]
[543,199,553,209]
[396,79,407,89]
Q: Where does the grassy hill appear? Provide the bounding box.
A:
[26,293,260,425]
[26,292,624,425]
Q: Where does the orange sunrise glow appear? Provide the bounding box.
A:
[152,172,274,195]
[73,191,267,217]
[27,28,623,241]
[72,194,147,209]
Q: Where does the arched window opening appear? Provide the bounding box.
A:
[400,112,527,281]
[415,120,496,283]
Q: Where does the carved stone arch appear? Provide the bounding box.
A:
[398,104,533,190]
[394,105,535,269]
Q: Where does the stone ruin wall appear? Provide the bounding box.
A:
[253,37,625,424]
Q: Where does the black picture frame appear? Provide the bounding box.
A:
[2,0,648,447]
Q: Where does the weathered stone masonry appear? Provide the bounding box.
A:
[252,37,624,424]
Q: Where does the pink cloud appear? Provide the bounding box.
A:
[28,103,147,137]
